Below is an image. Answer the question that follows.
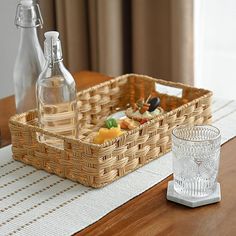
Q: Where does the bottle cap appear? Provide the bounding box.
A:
[21,0,33,6]
[44,31,60,41]
[15,0,43,28]
[44,31,63,63]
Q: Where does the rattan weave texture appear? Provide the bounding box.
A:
[9,74,212,188]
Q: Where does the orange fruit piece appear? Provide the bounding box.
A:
[94,127,123,144]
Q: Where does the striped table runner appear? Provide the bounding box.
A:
[0,98,236,236]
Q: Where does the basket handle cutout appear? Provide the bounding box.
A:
[35,129,65,150]
[155,82,183,98]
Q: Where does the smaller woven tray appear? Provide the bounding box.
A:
[9,74,212,188]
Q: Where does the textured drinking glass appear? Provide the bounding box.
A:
[172,125,221,198]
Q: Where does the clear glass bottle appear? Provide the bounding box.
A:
[36,31,78,147]
[14,0,45,113]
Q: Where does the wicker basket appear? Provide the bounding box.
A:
[9,74,212,188]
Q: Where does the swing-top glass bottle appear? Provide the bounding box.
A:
[36,31,78,147]
[14,0,45,113]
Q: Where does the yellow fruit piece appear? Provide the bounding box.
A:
[93,127,123,144]
[93,135,103,144]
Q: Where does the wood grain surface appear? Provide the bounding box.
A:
[76,137,236,236]
[1,71,236,235]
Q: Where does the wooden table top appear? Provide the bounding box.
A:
[1,71,236,236]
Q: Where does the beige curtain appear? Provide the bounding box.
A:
[38,0,193,84]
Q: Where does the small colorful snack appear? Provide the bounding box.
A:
[105,118,118,129]
[93,118,123,144]
[126,95,163,122]
[119,118,139,130]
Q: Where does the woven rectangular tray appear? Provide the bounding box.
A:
[9,74,212,188]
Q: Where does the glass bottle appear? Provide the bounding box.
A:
[14,0,45,113]
[36,31,78,147]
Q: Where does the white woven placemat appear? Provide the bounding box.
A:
[0,98,236,236]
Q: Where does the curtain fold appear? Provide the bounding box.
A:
[132,0,171,81]
[171,0,193,85]
[38,0,193,84]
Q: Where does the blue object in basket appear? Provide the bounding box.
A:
[108,110,126,120]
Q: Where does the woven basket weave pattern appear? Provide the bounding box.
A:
[9,74,212,188]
